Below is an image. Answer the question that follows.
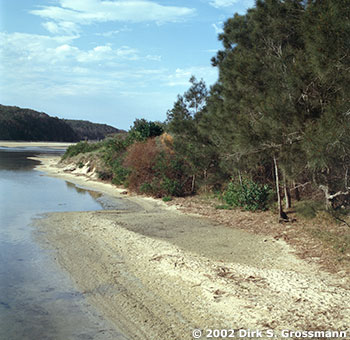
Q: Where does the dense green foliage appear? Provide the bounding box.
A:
[167,0,350,213]
[0,105,77,141]
[166,77,223,193]
[62,141,103,160]
[64,119,123,141]
[223,180,272,211]
[0,105,122,142]
[62,120,192,197]
[128,118,164,141]
[61,1,350,215]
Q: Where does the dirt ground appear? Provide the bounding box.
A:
[168,196,350,276]
[32,155,350,340]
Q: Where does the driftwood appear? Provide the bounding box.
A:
[319,184,350,209]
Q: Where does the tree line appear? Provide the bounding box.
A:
[63,0,350,219]
[0,105,122,142]
[166,0,350,218]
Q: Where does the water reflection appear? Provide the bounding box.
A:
[65,181,102,199]
[0,150,41,171]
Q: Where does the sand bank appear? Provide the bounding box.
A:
[0,141,74,148]
[32,156,350,340]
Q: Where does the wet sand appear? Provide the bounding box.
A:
[32,154,350,340]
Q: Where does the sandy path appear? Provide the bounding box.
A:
[32,155,350,340]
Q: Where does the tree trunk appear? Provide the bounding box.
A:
[283,171,291,209]
[293,180,300,201]
[203,169,208,193]
[191,174,196,194]
[238,170,243,186]
[273,156,288,220]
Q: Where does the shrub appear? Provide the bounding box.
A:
[223,180,271,211]
[62,141,101,160]
[123,138,159,192]
[140,182,153,194]
[110,158,129,185]
[160,177,181,196]
[128,119,164,141]
[124,137,192,197]
[97,170,112,181]
[294,200,324,219]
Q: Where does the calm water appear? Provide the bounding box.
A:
[0,147,129,340]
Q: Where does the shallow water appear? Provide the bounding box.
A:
[0,147,128,340]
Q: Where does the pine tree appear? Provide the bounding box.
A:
[300,0,350,208]
[206,0,311,218]
[166,77,219,192]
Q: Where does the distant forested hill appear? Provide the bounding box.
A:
[0,105,123,142]
[63,119,122,141]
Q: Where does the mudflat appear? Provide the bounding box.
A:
[32,155,350,340]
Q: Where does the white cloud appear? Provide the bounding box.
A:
[0,31,164,99]
[145,54,161,61]
[42,21,80,35]
[31,0,196,31]
[96,30,120,37]
[209,0,254,9]
[166,67,218,87]
[114,46,139,60]
[0,32,154,67]
[95,26,131,37]
[210,0,239,8]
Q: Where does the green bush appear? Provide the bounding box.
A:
[62,141,101,160]
[140,182,153,194]
[97,170,112,181]
[160,177,181,196]
[223,180,271,211]
[162,196,172,202]
[295,200,324,219]
[111,159,129,185]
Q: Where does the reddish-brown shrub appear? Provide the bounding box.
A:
[123,138,159,192]
[123,135,192,197]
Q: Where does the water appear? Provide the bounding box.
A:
[0,147,129,340]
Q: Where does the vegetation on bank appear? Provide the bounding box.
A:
[62,1,350,225]
[0,105,123,142]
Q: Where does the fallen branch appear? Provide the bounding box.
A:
[319,185,350,200]
[290,182,311,191]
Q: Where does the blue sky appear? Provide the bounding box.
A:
[0,0,254,130]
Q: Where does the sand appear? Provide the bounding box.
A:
[0,141,75,149]
[31,154,350,340]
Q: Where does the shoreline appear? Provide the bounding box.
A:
[32,154,350,339]
[0,141,75,149]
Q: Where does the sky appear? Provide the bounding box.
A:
[0,0,254,130]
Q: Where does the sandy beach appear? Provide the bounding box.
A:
[0,141,75,149]
[31,153,350,340]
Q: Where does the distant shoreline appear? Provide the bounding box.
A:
[0,141,75,149]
